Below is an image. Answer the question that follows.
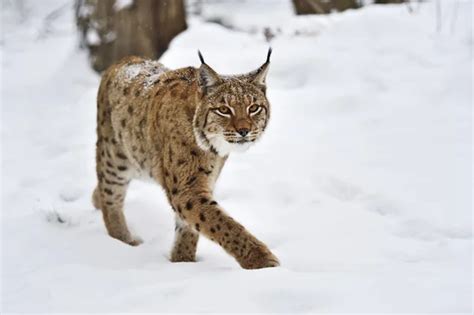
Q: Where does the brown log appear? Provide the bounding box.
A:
[374,0,406,3]
[292,0,359,15]
[75,0,186,72]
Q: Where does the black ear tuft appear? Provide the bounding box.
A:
[266,47,272,64]
[198,50,205,64]
[197,53,222,93]
[242,49,272,88]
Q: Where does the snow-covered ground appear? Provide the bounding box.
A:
[1,0,472,313]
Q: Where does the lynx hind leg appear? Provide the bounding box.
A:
[171,216,199,262]
[96,150,142,246]
[98,178,142,246]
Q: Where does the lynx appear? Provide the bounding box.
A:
[92,49,279,269]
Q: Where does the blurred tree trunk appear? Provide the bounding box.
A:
[374,0,406,4]
[75,0,186,72]
[374,0,406,3]
[292,0,359,15]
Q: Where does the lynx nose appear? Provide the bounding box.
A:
[237,128,249,137]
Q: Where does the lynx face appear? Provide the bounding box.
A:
[194,51,271,156]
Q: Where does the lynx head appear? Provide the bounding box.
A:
[193,49,272,157]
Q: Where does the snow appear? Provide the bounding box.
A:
[77,2,94,18]
[103,30,117,43]
[117,60,168,88]
[113,0,134,12]
[1,0,472,313]
[86,28,100,45]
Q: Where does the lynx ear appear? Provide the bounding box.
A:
[197,50,222,92]
[244,48,272,89]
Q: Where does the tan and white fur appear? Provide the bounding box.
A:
[92,49,278,269]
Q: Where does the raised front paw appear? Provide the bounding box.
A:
[126,235,143,246]
[109,232,143,247]
[239,245,280,270]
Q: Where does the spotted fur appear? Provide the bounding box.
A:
[93,51,278,269]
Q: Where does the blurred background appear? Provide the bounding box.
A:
[1,0,472,313]
[71,0,409,72]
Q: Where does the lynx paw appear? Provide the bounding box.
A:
[239,245,280,269]
[170,253,196,263]
[110,233,143,246]
[126,236,143,246]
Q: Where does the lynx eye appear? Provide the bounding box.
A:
[248,104,260,114]
[216,106,231,116]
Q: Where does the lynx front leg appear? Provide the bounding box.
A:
[171,216,199,262]
[172,190,279,269]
